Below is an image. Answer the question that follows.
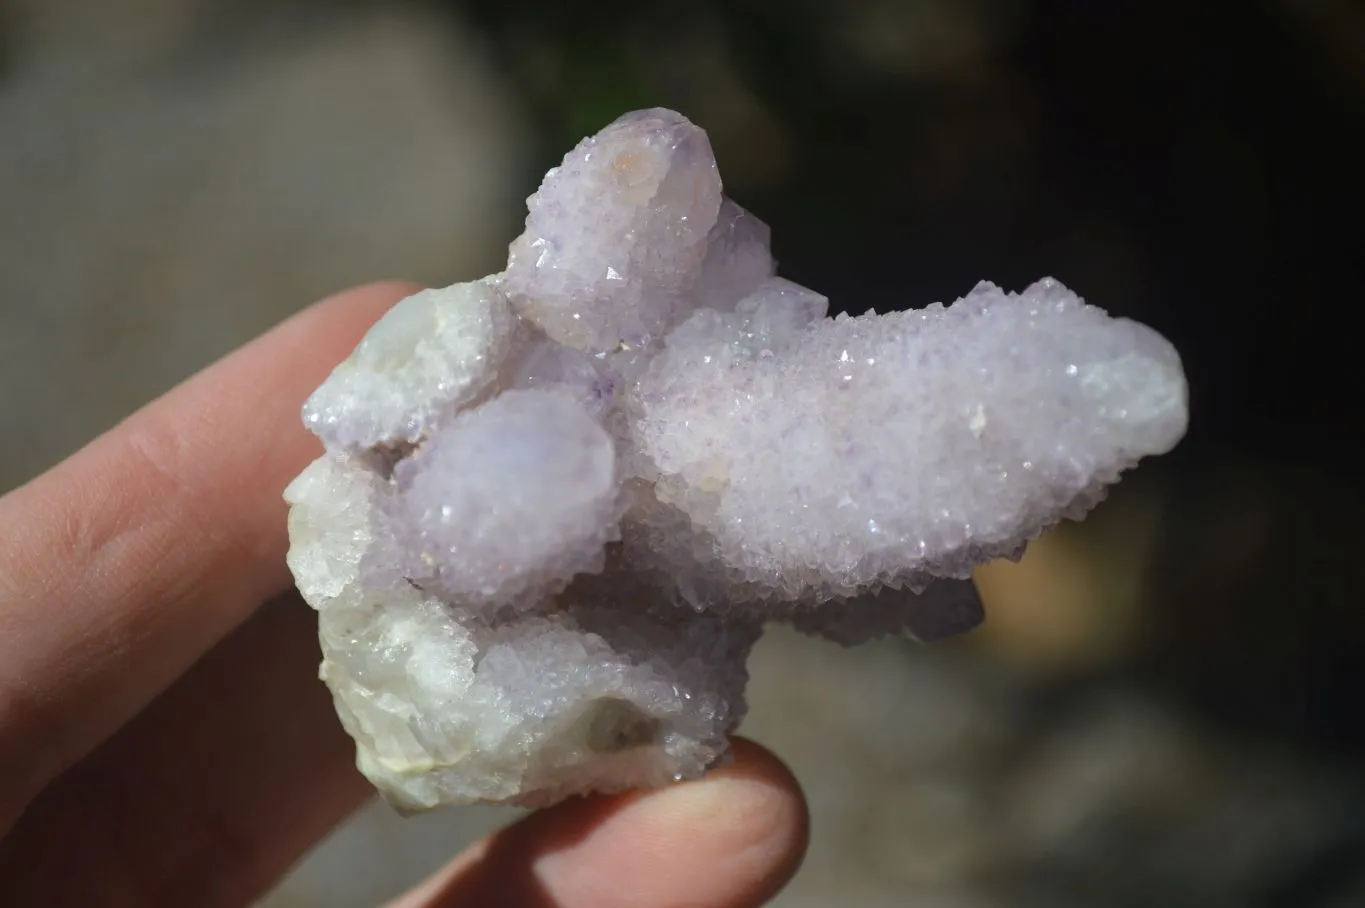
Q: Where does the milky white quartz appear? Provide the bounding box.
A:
[284,108,1189,811]
[302,279,515,452]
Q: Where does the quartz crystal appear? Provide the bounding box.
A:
[285,108,1189,811]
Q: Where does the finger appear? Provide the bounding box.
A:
[390,738,809,908]
[0,592,371,908]
[0,281,416,829]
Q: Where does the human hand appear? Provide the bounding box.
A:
[0,283,809,907]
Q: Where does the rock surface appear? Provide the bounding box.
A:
[284,107,1189,809]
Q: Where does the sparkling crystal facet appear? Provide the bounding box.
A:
[286,109,1189,810]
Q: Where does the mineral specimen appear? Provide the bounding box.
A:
[285,108,1189,812]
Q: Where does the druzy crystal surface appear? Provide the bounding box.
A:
[285,108,1189,811]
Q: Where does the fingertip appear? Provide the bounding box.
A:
[545,737,806,908]
[708,737,811,896]
[401,739,809,908]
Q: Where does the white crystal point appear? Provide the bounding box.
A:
[632,276,828,381]
[694,197,778,310]
[503,108,723,352]
[735,277,830,348]
[302,279,516,452]
[385,388,623,612]
[499,330,619,421]
[284,107,1190,812]
[630,276,1188,602]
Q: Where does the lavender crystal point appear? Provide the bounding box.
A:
[503,107,723,352]
[386,388,622,612]
[285,108,1189,810]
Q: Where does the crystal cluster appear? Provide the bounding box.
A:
[285,108,1189,811]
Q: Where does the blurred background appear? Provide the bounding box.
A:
[3,0,1364,905]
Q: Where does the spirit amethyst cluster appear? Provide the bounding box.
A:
[284,109,1188,811]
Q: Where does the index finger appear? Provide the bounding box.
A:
[0,281,417,829]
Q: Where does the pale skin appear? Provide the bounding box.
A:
[0,282,810,907]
